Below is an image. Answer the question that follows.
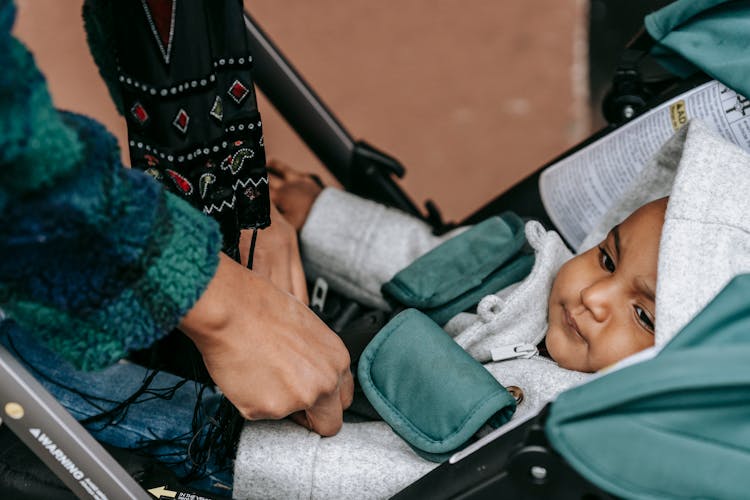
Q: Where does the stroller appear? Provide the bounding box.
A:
[2,0,750,498]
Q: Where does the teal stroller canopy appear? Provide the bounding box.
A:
[645,0,750,98]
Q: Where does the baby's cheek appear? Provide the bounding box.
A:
[545,327,571,364]
[547,327,593,372]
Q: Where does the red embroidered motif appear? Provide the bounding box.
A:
[144,154,159,166]
[130,102,149,125]
[172,109,190,134]
[166,169,193,195]
[228,79,250,104]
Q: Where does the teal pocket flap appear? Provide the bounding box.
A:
[358,309,516,462]
[381,213,528,321]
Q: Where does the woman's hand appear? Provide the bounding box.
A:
[268,159,324,231]
[180,253,353,436]
[241,203,308,304]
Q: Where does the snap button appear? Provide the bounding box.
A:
[507,386,524,405]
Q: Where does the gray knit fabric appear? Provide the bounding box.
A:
[233,120,750,499]
[299,188,465,311]
[653,120,750,345]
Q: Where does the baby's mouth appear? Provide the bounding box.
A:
[564,306,585,341]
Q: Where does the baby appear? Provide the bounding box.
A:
[269,161,667,374]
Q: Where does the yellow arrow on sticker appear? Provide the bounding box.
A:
[148,485,177,499]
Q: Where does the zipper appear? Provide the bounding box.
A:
[490,343,538,362]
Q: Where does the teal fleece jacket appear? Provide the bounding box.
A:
[0,0,221,370]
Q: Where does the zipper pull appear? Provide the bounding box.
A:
[490,343,538,362]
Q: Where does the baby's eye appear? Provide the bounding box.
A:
[598,246,615,272]
[635,305,655,332]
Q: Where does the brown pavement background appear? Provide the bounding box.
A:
[15,0,591,222]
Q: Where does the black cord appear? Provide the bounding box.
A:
[246,228,259,270]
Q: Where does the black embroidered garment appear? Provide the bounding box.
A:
[83,0,271,472]
[106,0,270,259]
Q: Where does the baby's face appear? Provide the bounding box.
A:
[545,198,668,372]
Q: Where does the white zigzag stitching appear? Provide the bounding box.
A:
[232,176,268,191]
[202,177,268,214]
[203,194,236,214]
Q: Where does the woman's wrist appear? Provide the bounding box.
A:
[179,253,252,350]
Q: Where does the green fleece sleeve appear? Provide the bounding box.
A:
[0,0,222,370]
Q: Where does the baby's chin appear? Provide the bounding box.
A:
[544,326,594,372]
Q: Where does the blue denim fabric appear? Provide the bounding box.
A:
[0,320,234,497]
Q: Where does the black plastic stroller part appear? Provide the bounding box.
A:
[392,405,615,500]
[601,28,684,126]
[588,0,674,127]
[602,30,655,124]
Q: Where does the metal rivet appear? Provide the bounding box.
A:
[530,466,547,480]
[507,386,524,405]
[5,402,24,420]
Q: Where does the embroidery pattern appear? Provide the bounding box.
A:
[130,102,150,125]
[172,109,190,134]
[220,148,255,175]
[141,0,177,64]
[227,79,250,104]
[210,96,224,122]
[199,173,216,199]
[165,168,193,195]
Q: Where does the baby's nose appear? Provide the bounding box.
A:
[579,278,615,321]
